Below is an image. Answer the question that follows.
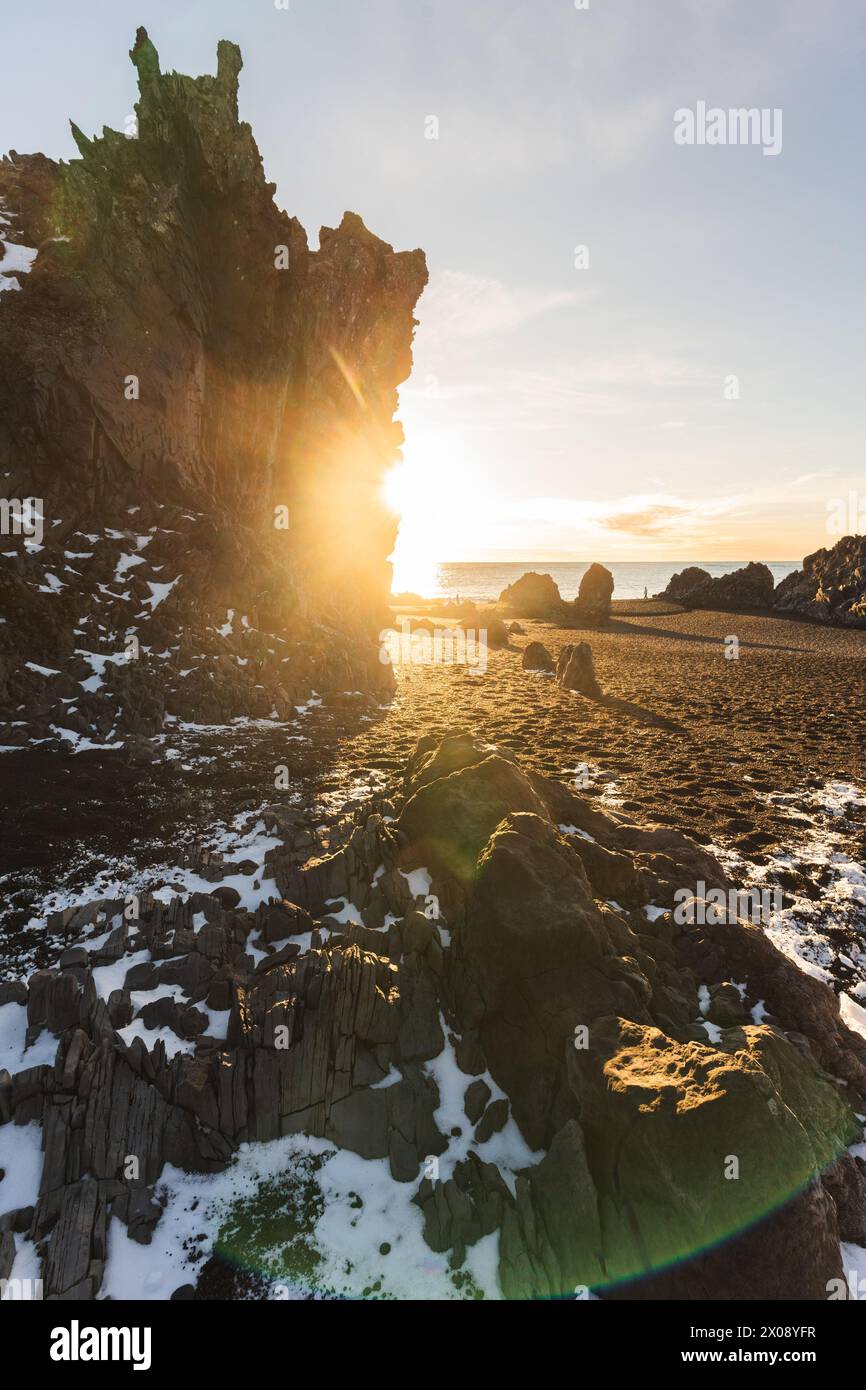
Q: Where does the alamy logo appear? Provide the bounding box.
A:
[49,1320,152,1371]
[674,102,783,157]
[379,618,488,674]
[0,1276,43,1300]
[827,491,866,535]
[0,496,44,545]
[674,881,782,926]
[827,1270,866,1300]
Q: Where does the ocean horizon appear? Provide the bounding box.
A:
[397,560,800,603]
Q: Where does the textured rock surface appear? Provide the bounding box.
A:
[555,640,602,697]
[659,565,712,603]
[498,571,562,618]
[574,562,614,623]
[2,731,864,1300]
[658,562,775,610]
[0,30,426,744]
[521,640,554,672]
[774,534,866,627]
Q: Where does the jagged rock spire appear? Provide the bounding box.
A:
[129,25,160,85]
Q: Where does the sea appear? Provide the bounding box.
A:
[400,561,800,604]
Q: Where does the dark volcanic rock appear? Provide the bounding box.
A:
[456,811,649,1148]
[463,1078,491,1124]
[398,753,549,884]
[3,726,865,1303]
[498,572,562,618]
[566,1016,855,1299]
[574,562,614,623]
[499,1119,604,1298]
[460,608,509,648]
[521,641,554,672]
[822,1150,866,1245]
[0,29,427,743]
[658,565,711,603]
[555,641,602,697]
[659,562,774,610]
[774,533,866,627]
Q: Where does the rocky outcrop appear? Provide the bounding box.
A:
[556,641,602,697]
[574,562,614,624]
[398,751,549,885]
[773,534,866,628]
[498,572,562,618]
[565,1016,853,1297]
[458,608,509,648]
[2,730,865,1300]
[521,641,554,672]
[658,562,774,610]
[0,30,426,743]
[660,565,712,603]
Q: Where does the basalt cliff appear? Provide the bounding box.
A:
[0,29,427,749]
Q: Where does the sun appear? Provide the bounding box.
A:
[382,461,411,517]
[382,460,442,597]
[381,420,493,596]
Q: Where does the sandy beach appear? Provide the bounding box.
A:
[350,603,866,848]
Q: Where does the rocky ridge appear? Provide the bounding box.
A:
[657,562,775,611]
[2,730,864,1299]
[659,540,866,627]
[774,534,866,628]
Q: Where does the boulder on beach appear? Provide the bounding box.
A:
[556,641,602,697]
[658,562,774,610]
[574,563,614,624]
[659,566,711,603]
[774,534,866,627]
[460,608,509,648]
[521,641,554,672]
[558,1015,856,1299]
[498,571,562,617]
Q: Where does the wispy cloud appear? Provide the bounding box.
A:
[417,271,579,342]
[790,471,836,487]
[402,353,712,434]
[518,492,747,540]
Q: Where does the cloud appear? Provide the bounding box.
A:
[598,493,746,537]
[601,505,692,536]
[401,352,712,441]
[417,271,579,343]
[517,493,747,541]
[790,471,835,486]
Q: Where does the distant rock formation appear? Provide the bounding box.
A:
[774,535,866,628]
[0,31,427,744]
[498,571,562,618]
[660,565,712,604]
[497,566,615,627]
[574,562,614,624]
[658,562,774,611]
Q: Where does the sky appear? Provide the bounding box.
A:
[2,0,865,578]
